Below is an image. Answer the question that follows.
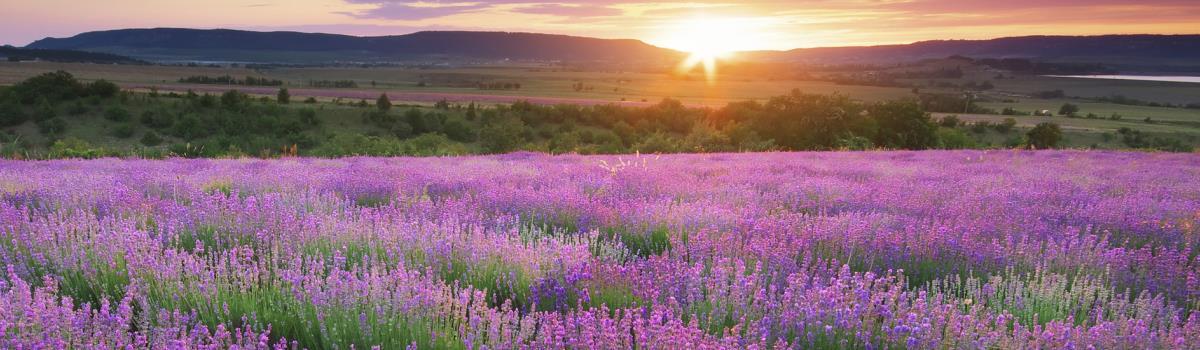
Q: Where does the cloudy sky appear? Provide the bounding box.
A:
[2,0,1197,50]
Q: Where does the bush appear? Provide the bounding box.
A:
[1057,103,1079,116]
[49,137,103,158]
[67,101,89,115]
[33,100,56,122]
[312,134,403,157]
[479,117,527,153]
[938,115,962,127]
[220,90,248,110]
[1026,122,1062,149]
[112,124,136,139]
[994,118,1017,133]
[402,133,468,156]
[87,79,120,98]
[36,117,67,136]
[937,127,977,149]
[970,122,991,134]
[0,101,26,127]
[104,106,131,122]
[633,132,683,153]
[10,71,85,104]
[140,131,164,146]
[442,119,476,142]
[276,88,290,104]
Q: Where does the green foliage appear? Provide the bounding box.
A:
[312,134,404,156]
[441,119,475,142]
[36,118,67,136]
[939,115,962,127]
[479,116,527,153]
[376,93,391,111]
[220,90,249,110]
[995,118,1017,133]
[937,128,977,149]
[276,88,290,104]
[103,106,131,122]
[9,71,85,104]
[401,133,469,156]
[112,124,136,139]
[1027,122,1063,149]
[1116,128,1193,152]
[1058,103,1080,116]
[836,135,875,150]
[0,101,28,127]
[33,99,56,122]
[869,99,939,149]
[67,101,89,115]
[633,132,683,153]
[49,137,103,158]
[86,79,120,98]
[140,131,164,146]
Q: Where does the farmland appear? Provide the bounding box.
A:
[1,151,1199,348]
[1,60,1199,157]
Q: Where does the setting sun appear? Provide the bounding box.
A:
[655,17,767,84]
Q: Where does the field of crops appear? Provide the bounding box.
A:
[2,151,1199,348]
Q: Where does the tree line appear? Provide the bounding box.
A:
[2,70,1188,159]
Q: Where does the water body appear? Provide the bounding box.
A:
[1046,75,1200,83]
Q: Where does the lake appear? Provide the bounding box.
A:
[1047,75,1200,83]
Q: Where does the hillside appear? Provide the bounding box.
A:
[0,46,146,64]
[750,35,1200,71]
[26,28,682,63]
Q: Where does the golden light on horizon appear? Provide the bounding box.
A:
[656,17,766,85]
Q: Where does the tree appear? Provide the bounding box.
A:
[465,103,477,121]
[479,116,526,153]
[1058,103,1079,116]
[376,93,392,111]
[442,119,476,142]
[277,88,290,104]
[1026,122,1062,149]
[87,79,120,98]
[869,100,939,150]
[220,90,247,110]
[10,70,85,104]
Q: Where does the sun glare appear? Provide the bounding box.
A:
[657,17,763,84]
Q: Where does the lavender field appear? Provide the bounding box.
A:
[1,151,1199,349]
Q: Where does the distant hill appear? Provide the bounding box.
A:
[25,29,1200,70]
[0,46,146,64]
[748,35,1200,71]
[25,28,682,63]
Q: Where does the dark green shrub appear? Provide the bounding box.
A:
[112,124,136,139]
[0,101,26,127]
[1027,122,1062,149]
[140,132,164,146]
[104,106,131,122]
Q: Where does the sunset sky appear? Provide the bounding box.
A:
[2,0,1198,51]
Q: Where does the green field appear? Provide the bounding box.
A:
[1,60,1198,156]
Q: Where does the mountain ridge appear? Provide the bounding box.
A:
[26,28,1200,68]
[26,28,681,63]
